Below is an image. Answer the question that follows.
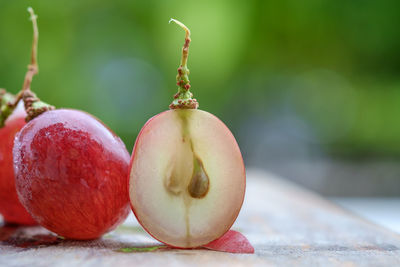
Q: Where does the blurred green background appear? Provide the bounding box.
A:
[1,0,399,195]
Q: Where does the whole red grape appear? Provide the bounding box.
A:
[13,109,130,239]
[0,105,36,225]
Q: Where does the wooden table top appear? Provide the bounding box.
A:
[1,169,400,266]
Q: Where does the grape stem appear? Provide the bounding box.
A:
[169,19,198,110]
[0,7,53,126]
[11,7,54,122]
[12,7,39,107]
[23,7,39,92]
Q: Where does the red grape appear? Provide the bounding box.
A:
[13,109,130,239]
[0,106,36,225]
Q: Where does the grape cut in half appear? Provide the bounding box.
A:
[129,109,245,248]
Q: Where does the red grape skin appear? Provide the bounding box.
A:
[13,109,130,239]
[0,110,36,225]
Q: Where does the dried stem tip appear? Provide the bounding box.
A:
[12,6,40,109]
[169,18,191,67]
[23,7,39,91]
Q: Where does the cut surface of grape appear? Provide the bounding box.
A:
[129,109,245,248]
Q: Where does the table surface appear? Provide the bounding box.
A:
[332,197,400,234]
[1,169,400,266]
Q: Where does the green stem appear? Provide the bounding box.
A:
[169,19,198,110]
[0,89,16,127]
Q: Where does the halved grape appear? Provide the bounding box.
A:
[129,109,245,248]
